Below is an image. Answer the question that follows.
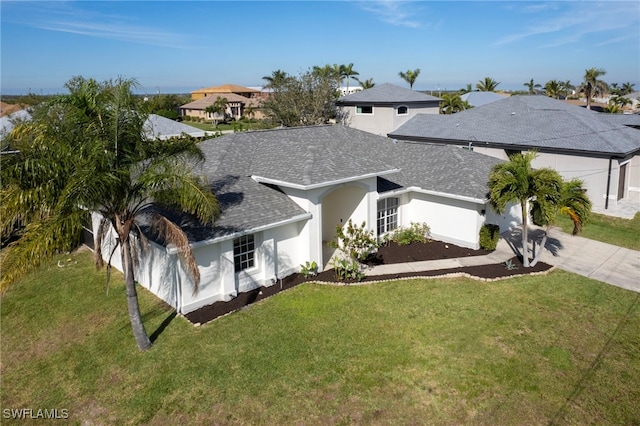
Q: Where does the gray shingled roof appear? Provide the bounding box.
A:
[460,91,506,107]
[389,95,640,157]
[184,125,503,243]
[144,114,208,139]
[378,142,503,200]
[196,125,399,187]
[336,83,441,105]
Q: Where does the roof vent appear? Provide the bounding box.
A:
[511,112,516,116]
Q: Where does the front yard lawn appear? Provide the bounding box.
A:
[554,211,640,251]
[1,250,639,424]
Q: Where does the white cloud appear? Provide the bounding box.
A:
[356,1,423,28]
[493,1,639,49]
[6,3,194,49]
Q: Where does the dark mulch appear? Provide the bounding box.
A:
[184,241,552,325]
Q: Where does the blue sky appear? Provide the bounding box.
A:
[1,1,639,95]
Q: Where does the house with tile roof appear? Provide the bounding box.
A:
[389,95,640,213]
[97,125,517,314]
[190,84,261,101]
[179,92,264,122]
[335,83,441,136]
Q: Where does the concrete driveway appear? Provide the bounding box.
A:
[503,227,640,294]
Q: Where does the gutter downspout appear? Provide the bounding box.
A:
[605,158,612,210]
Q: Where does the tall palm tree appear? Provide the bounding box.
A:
[339,63,359,93]
[439,93,468,114]
[1,77,219,351]
[621,82,636,95]
[262,70,288,88]
[524,78,541,94]
[354,77,375,89]
[544,80,561,99]
[476,77,500,92]
[488,151,563,267]
[580,67,608,110]
[399,68,421,89]
[529,178,591,266]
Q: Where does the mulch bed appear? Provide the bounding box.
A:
[184,241,552,325]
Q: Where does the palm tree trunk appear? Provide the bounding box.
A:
[121,237,152,351]
[529,225,549,267]
[521,201,530,267]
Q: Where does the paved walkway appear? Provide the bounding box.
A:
[365,227,640,294]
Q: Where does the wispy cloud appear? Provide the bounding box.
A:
[493,2,639,49]
[6,3,194,49]
[356,1,423,28]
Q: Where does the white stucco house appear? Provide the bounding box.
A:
[96,125,519,315]
[389,95,640,213]
[336,83,441,136]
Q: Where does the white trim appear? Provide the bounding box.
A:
[168,212,312,253]
[380,186,487,204]
[251,169,400,191]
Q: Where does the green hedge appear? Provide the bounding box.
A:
[479,224,500,251]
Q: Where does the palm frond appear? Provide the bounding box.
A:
[150,214,201,293]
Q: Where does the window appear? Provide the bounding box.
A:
[233,234,255,272]
[397,105,408,115]
[377,198,399,235]
[356,105,373,114]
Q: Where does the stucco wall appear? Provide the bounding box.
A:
[340,105,439,136]
[401,192,485,249]
[472,147,636,210]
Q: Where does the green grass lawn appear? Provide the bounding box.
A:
[2,250,639,425]
[553,211,640,251]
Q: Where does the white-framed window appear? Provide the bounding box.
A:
[397,105,408,115]
[233,234,255,272]
[377,197,399,235]
[356,105,373,115]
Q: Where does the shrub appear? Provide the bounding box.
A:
[479,223,500,251]
[391,222,431,246]
[300,261,318,278]
[330,258,365,282]
[328,220,379,263]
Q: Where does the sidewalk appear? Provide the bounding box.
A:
[365,237,515,276]
[365,228,640,294]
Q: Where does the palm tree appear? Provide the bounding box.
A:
[399,68,421,89]
[524,78,541,94]
[262,70,288,88]
[205,96,228,126]
[476,77,500,92]
[488,151,563,268]
[580,67,608,110]
[529,178,591,266]
[560,80,575,99]
[439,93,468,114]
[1,77,219,351]
[354,77,375,89]
[339,63,359,93]
[621,82,636,95]
[544,80,561,99]
[461,83,473,94]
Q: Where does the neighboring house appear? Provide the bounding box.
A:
[190,84,261,101]
[624,91,640,112]
[389,95,640,212]
[179,93,264,121]
[97,125,518,315]
[460,91,508,107]
[144,114,211,139]
[336,83,441,136]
